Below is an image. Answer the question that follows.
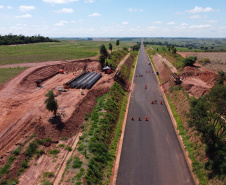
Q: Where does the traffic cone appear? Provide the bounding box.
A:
[131,116,134,120]
[160,101,163,105]
[138,116,141,121]
[145,116,148,121]
[145,84,147,89]
[151,100,154,104]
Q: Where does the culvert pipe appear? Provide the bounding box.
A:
[87,72,102,89]
[81,72,97,89]
[76,72,94,89]
[69,72,87,88]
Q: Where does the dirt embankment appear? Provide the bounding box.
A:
[0,58,114,183]
[151,53,218,98]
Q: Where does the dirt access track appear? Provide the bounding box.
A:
[0,59,113,164]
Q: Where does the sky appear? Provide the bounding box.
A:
[0,0,226,38]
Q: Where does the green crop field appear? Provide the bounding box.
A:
[0,67,28,85]
[0,40,135,66]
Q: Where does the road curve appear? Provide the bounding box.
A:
[116,44,194,185]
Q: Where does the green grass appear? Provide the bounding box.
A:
[0,40,135,65]
[0,67,28,85]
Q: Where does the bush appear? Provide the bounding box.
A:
[24,141,38,158]
[199,58,211,65]
[43,171,55,178]
[65,146,72,151]
[12,146,22,156]
[183,56,197,66]
[21,160,29,168]
[48,149,60,155]
[72,156,83,169]
[60,137,68,141]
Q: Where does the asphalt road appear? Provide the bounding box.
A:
[116,44,194,185]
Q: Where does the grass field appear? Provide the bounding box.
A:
[0,40,135,65]
[0,67,28,85]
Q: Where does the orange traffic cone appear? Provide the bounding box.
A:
[151,100,154,104]
[160,101,163,105]
[138,116,141,121]
[131,116,134,120]
[145,116,148,121]
[145,84,147,89]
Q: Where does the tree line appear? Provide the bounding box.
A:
[0,34,59,45]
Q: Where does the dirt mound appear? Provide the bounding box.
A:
[182,66,217,86]
[19,59,99,89]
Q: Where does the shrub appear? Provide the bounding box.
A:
[43,171,55,178]
[21,160,29,168]
[60,137,68,141]
[24,141,38,158]
[12,146,22,155]
[65,146,72,151]
[48,149,60,155]
[199,58,211,65]
[183,56,197,66]
[72,156,83,169]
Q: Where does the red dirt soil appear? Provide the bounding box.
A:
[151,53,218,98]
[0,59,113,167]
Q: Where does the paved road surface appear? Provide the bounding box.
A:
[116,44,194,185]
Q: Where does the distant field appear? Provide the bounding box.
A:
[0,67,28,85]
[144,38,226,51]
[0,40,135,65]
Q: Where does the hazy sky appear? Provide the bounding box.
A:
[0,0,226,37]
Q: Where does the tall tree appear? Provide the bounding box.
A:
[45,90,58,117]
[108,43,113,53]
[99,44,108,68]
[116,39,120,50]
[99,44,108,58]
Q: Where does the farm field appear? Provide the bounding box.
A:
[0,40,135,66]
[178,52,226,72]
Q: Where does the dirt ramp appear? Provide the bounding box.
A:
[20,64,64,88]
